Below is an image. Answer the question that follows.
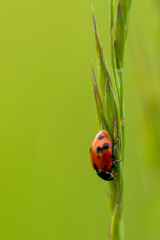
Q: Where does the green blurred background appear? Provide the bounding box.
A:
[0,0,160,239]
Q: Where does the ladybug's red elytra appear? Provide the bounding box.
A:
[90,130,120,181]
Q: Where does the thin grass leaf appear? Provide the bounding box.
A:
[92,13,120,144]
[92,13,114,102]
[111,0,118,30]
[110,0,121,103]
[114,0,131,69]
[91,65,109,130]
[105,78,120,143]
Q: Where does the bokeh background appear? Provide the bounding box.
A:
[0,0,160,239]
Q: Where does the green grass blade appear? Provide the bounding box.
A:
[92,13,120,139]
[91,65,109,130]
[110,0,120,103]
[114,0,131,69]
[92,13,114,102]
[105,78,120,142]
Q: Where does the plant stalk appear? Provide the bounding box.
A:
[110,0,120,103]
[108,69,125,240]
[118,69,125,168]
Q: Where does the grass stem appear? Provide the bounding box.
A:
[110,0,120,103]
[108,71,125,240]
[118,69,125,168]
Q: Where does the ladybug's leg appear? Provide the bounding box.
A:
[112,137,120,159]
[112,160,121,169]
[114,137,120,145]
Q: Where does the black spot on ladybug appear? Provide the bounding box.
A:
[104,165,108,169]
[90,147,91,153]
[102,142,110,149]
[94,146,103,154]
[98,135,104,140]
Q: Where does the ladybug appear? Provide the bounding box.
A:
[90,130,120,181]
